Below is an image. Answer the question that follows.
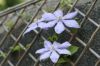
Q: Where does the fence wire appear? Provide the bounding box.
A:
[0,0,100,66]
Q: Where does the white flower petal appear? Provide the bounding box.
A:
[50,51,60,63]
[40,51,51,60]
[42,13,56,21]
[44,40,52,48]
[29,18,44,28]
[24,23,37,34]
[38,22,48,29]
[54,9,63,17]
[36,48,49,54]
[63,20,80,28]
[54,21,65,34]
[46,20,57,28]
[63,11,78,19]
[56,49,71,55]
[58,41,71,49]
[24,27,34,34]
[28,22,37,27]
[53,41,60,49]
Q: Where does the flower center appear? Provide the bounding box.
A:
[49,45,55,51]
[57,16,62,22]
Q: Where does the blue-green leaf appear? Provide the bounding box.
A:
[57,57,70,63]
[10,45,23,52]
[68,46,79,55]
[71,29,78,34]
[48,34,58,42]
[60,0,72,7]
[0,51,7,58]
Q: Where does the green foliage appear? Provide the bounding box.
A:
[57,57,70,63]
[48,34,58,42]
[21,12,32,22]
[5,20,14,30]
[71,29,78,34]
[0,0,24,11]
[5,0,24,7]
[0,0,6,6]
[0,0,6,10]
[60,0,72,8]
[0,51,7,58]
[10,45,23,52]
[68,46,79,55]
[26,44,30,48]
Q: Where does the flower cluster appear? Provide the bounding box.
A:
[24,9,80,63]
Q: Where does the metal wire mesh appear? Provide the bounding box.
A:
[0,0,100,66]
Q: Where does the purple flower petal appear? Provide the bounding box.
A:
[46,20,57,28]
[44,40,52,48]
[24,27,35,34]
[38,22,48,29]
[28,22,37,27]
[50,51,59,63]
[56,49,71,55]
[58,41,71,49]
[63,20,80,28]
[63,11,78,19]
[42,13,56,21]
[54,21,65,34]
[24,23,37,34]
[29,18,44,27]
[40,51,51,60]
[36,48,49,54]
[54,9,63,17]
[53,41,60,49]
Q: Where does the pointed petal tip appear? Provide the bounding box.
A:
[44,40,52,48]
[54,22,65,34]
[50,51,60,63]
[59,41,71,48]
[42,12,56,21]
[56,49,71,55]
[63,20,80,28]
[35,48,49,54]
[23,28,31,35]
[39,51,51,61]
[63,11,78,19]
[54,9,63,17]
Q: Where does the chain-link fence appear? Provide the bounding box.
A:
[0,0,100,66]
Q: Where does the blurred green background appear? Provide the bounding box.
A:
[0,0,25,11]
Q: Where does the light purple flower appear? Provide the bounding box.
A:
[24,9,80,34]
[42,9,80,34]
[36,40,71,63]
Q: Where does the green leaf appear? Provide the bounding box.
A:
[60,0,72,7]
[48,37,53,42]
[26,44,30,48]
[0,0,6,6]
[57,57,70,64]
[48,34,58,42]
[10,45,22,52]
[71,29,78,34]
[0,51,7,58]
[52,35,58,41]
[68,46,79,55]
[5,20,14,30]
